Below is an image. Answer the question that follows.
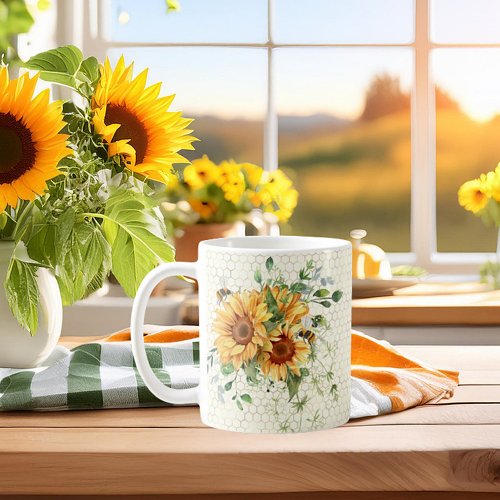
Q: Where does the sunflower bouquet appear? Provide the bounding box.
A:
[459,164,500,288]
[163,155,298,226]
[0,45,195,333]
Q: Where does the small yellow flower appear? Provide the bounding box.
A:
[241,162,263,188]
[268,187,299,223]
[257,169,299,222]
[216,159,245,204]
[259,323,310,381]
[183,155,218,189]
[458,178,489,214]
[188,198,217,219]
[488,165,500,202]
[213,290,275,370]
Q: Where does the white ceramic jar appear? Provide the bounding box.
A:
[0,241,62,368]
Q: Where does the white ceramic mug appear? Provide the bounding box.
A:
[131,236,352,433]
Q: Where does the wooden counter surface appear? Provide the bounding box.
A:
[0,343,499,498]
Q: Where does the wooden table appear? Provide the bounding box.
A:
[353,286,500,327]
[0,344,499,498]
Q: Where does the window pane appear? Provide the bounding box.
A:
[434,49,500,252]
[107,48,266,164]
[276,48,413,252]
[273,0,414,44]
[106,0,268,43]
[431,0,500,44]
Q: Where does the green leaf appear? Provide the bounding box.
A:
[332,290,343,302]
[221,363,234,376]
[56,207,76,251]
[4,258,40,335]
[265,285,280,318]
[290,282,307,294]
[101,188,175,297]
[24,46,100,97]
[244,359,259,384]
[77,56,100,96]
[3,0,34,34]
[224,381,233,391]
[56,221,111,305]
[286,372,302,401]
[24,45,83,88]
[320,300,332,308]
[240,393,252,404]
[236,399,243,411]
[79,56,99,84]
[265,256,274,272]
[26,223,58,268]
[314,288,330,298]
[254,269,262,284]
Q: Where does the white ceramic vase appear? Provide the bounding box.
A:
[0,241,62,368]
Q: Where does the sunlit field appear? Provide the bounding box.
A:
[187,78,500,253]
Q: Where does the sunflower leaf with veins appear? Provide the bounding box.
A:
[99,187,174,297]
[4,258,39,335]
[24,45,100,99]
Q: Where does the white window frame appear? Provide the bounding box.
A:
[55,0,496,276]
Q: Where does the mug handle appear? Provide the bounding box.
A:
[130,262,199,405]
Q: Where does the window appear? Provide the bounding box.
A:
[54,0,499,274]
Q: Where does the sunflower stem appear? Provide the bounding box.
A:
[11,200,35,242]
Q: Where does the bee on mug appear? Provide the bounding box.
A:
[297,329,316,344]
[216,287,232,304]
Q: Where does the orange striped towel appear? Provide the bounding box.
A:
[106,325,459,419]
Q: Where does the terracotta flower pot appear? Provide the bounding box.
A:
[151,222,245,297]
[174,222,245,262]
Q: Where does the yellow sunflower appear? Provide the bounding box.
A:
[213,290,275,370]
[216,159,245,204]
[458,178,489,214]
[260,323,310,381]
[0,68,70,212]
[263,285,309,325]
[92,56,196,186]
[183,155,218,189]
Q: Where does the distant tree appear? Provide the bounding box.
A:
[360,74,410,121]
[435,87,461,112]
[360,74,461,121]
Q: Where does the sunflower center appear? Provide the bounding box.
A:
[105,104,148,164]
[0,113,36,183]
[269,335,295,365]
[231,317,254,345]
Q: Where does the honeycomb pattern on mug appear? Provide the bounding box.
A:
[202,249,351,433]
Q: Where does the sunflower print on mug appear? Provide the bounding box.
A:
[209,256,345,419]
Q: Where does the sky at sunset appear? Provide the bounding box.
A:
[107,0,500,122]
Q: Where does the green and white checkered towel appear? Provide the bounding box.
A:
[0,339,199,411]
[0,327,458,417]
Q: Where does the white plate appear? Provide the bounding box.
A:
[352,277,418,298]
